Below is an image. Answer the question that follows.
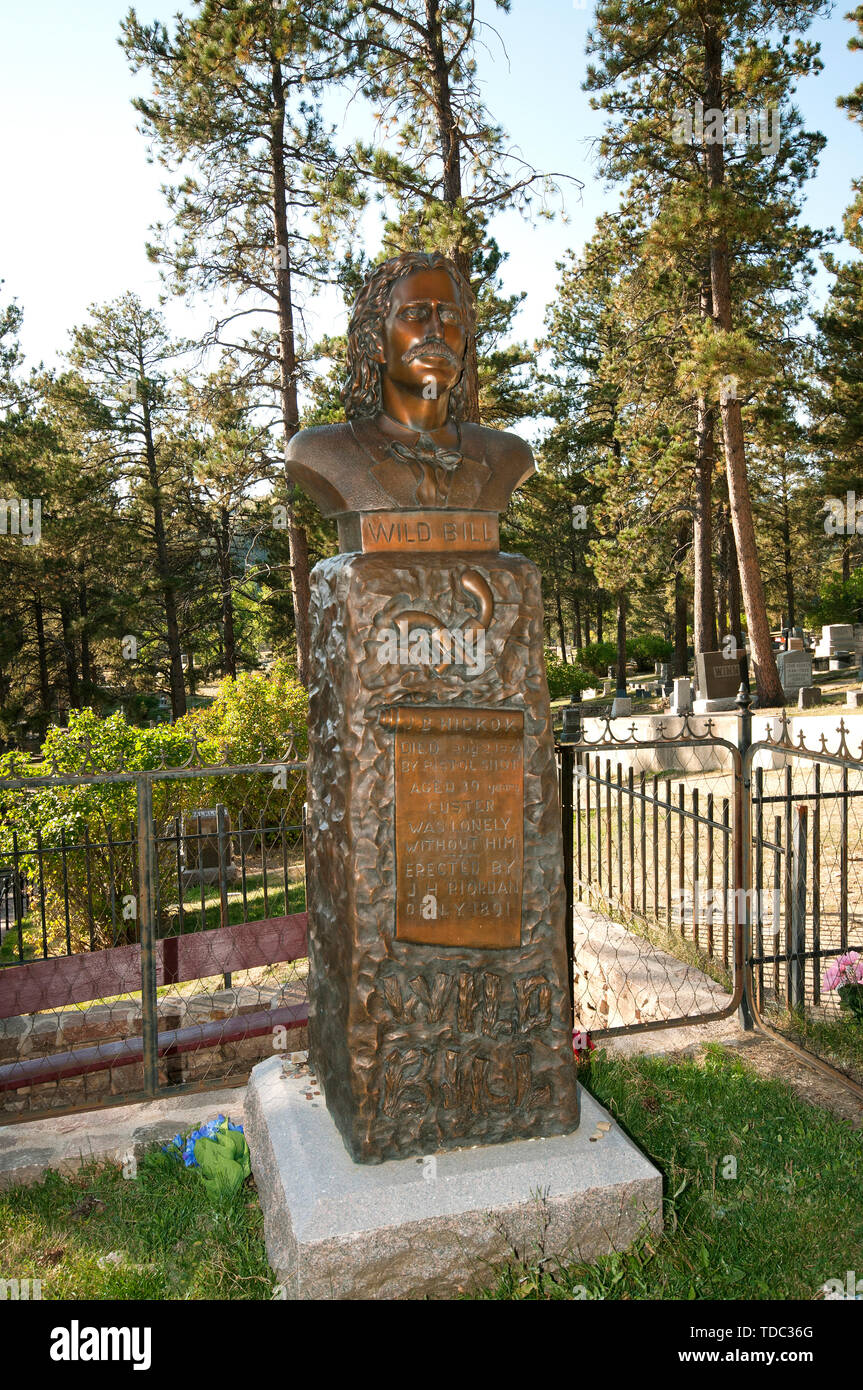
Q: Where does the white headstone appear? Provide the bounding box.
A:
[670,677,692,715]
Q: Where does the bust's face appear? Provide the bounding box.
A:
[376,267,467,407]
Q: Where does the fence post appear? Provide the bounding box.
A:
[736,682,755,1030]
[217,804,232,991]
[136,775,159,1098]
[558,727,576,1028]
[790,804,807,1012]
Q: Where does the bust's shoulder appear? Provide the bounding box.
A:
[461,423,535,494]
[286,422,356,464]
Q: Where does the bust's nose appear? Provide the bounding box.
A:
[427,304,445,338]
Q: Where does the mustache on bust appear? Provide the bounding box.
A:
[401,338,462,368]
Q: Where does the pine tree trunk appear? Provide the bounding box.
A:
[704,22,783,706]
[271,56,312,686]
[555,585,568,663]
[33,596,51,720]
[615,591,627,693]
[781,485,795,629]
[59,601,80,710]
[694,293,718,655]
[219,510,237,679]
[424,0,480,421]
[727,514,744,653]
[141,397,186,720]
[674,524,689,678]
[717,514,729,644]
[596,599,603,643]
[573,595,583,650]
[78,578,92,700]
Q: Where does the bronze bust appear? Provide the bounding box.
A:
[286,251,535,549]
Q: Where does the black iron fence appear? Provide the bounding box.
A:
[558,699,863,1096]
[0,743,309,1123]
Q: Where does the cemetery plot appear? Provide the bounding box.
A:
[0,760,309,1121]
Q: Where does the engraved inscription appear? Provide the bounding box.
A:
[361,509,499,554]
[373,964,554,1121]
[383,706,524,947]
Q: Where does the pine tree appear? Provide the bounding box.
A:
[121,1,361,685]
[339,0,572,422]
[585,0,827,704]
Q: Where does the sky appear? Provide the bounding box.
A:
[0,0,861,380]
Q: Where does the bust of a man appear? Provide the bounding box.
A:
[286,251,535,547]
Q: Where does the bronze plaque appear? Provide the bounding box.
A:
[360,510,499,554]
[383,705,524,948]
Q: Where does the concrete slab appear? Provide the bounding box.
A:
[0,1085,247,1190]
[245,1054,662,1300]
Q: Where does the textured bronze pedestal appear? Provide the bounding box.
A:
[305,550,579,1162]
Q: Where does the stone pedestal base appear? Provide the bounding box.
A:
[245,1055,662,1301]
[693,696,738,714]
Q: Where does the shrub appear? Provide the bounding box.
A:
[577,641,618,677]
[544,654,593,700]
[0,666,309,953]
[627,634,673,670]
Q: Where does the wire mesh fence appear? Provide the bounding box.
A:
[559,718,742,1040]
[0,750,308,1122]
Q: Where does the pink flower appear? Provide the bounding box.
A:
[822,950,862,992]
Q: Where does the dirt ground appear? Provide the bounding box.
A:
[612,1021,863,1129]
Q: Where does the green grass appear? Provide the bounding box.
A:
[763,1005,863,1086]
[3,1047,861,1300]
[0,1144,273,1301]
[478,1046,863,1300]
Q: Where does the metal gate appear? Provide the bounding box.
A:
[558,704,744,1041]
[559,696,863,1098]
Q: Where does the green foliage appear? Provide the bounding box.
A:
[0,667,308,953]
[577,641,618,677]
[627,634,673,670]
[806,568,863,626]
[544,654,592,700]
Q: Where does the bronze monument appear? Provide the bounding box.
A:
[288,251,579,1162]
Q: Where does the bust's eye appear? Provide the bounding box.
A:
[440,307,461,323]
[400,305,428,320]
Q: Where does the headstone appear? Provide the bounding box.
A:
[786,637,804,651]
[611,695,632,717]
[848,690,863,709]
[280,255,578,1165]
[695,650,743,701]
[798,686,821,710]
[815,623,854,659]
[776,650,812,695]
[670,676,692,715]
[693,650,742,712]
[245,251,659,1298]
[182,808,238,887]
